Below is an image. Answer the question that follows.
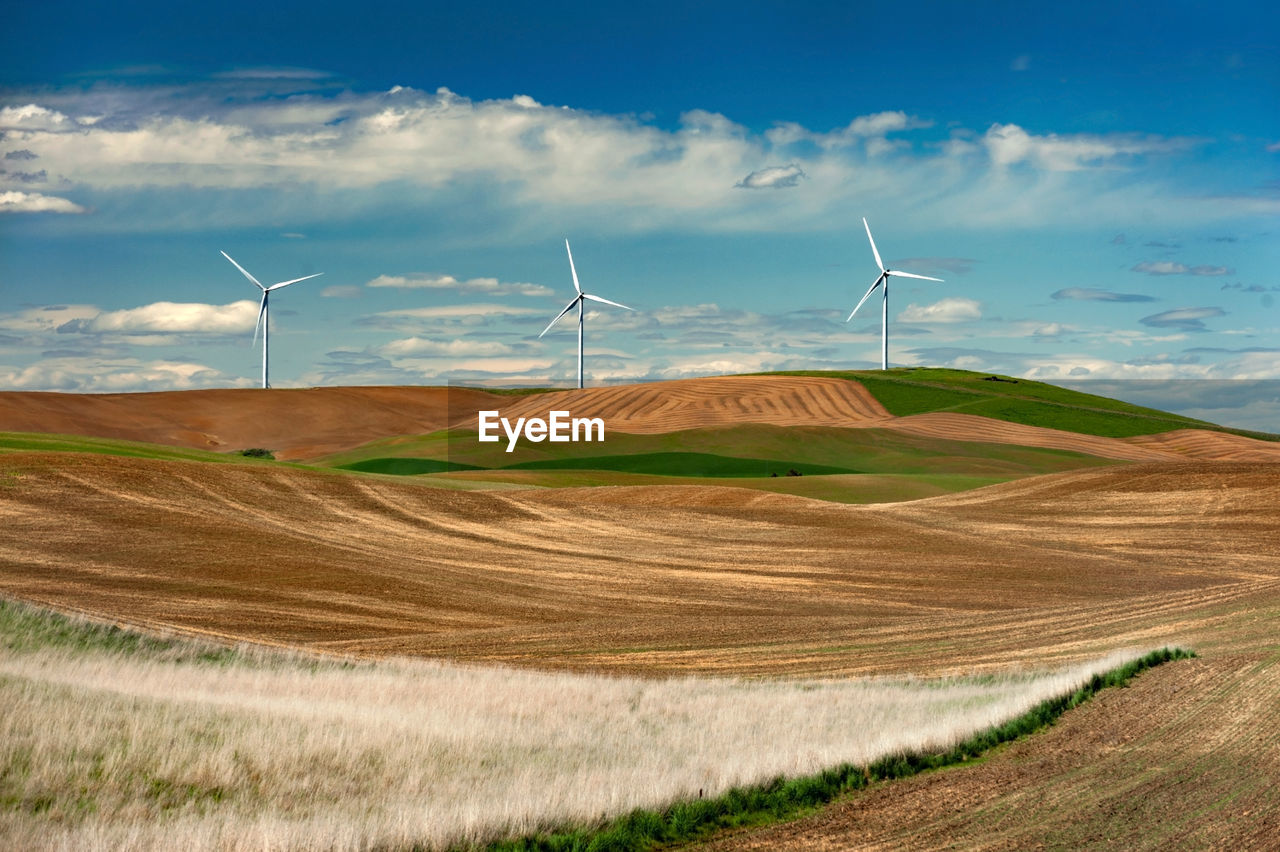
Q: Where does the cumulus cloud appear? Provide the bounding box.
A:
[0,104,74,131]
[57,301,260,335]
[366,274,552,297]
[1132,261,1234,276]
[0,82,1256,236]
[735,164,805,189]
[1051,287,1156,302]
[897,297,981,323]
[1139,307,1225,331]
[0,191,86,213]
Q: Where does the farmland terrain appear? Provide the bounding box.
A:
[1,370,1279,847]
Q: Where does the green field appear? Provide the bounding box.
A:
[325,423,1118,479]
[768,368,1278,440]
[0,432,279,465]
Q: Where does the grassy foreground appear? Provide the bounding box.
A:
[1,600,1193,851]
[482,647,1196,852]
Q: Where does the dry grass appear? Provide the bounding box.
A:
[1,614,1145,852]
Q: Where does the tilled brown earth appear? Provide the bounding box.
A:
[2,454,1279,846]
[694,648,1280,850]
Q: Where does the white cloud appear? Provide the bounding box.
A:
[0,83,1254,237]
[320,285,362,299]
[0,191,86,213]
[766,111,931,150]
[1140,307,1225,331]
[0,104,74,131]
[0,305,100,335]
[1132,261,1233,276]
[897,297,981,323]
[736,164,805,189]
[365,304,543,321]
[380,337,515,357]
[366,274,552,297]
[61,301,259,335]
[0,356,242,392]
[983,123,1171,170]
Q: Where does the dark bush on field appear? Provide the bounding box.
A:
[238,448,275,459]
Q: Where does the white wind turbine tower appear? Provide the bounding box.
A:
[539,239,633,389]
[846,218,944,370]
[221,251,323,389]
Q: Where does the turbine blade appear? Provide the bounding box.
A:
[267,272,324,291]
[539,296,581,337]
[863,218,885,272]
[582,293,633,311]
[846,275,885,322]
[222,251,265,290]
[565,239,582,294]
[887,270,944,283]
[252,293,267,345]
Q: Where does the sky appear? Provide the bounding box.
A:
[1,0,1278,429]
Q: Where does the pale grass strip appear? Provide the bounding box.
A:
[0,647,1143,851]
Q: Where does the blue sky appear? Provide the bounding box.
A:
[2,1,1278,428]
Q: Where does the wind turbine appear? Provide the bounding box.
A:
[846,218,943,370]
[221,251,322,389]
[539,239,633,389]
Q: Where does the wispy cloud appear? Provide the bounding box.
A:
[1132,261,1233,276]
[983,123,1185,171]
[736,164,805,189]
[0,356,242,391]
[1051,287,1156,303]
[1139,307,1225,331]
[366,274,552,297]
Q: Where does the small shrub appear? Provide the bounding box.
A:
[237,448,275,460]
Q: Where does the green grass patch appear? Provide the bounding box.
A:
[0,432,280,465]
[503,452,859,478]
[477,647,1196,852]
[337,457,485,475]
[0,599,241,665]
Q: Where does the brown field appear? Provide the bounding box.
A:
[2,377,1280,847]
